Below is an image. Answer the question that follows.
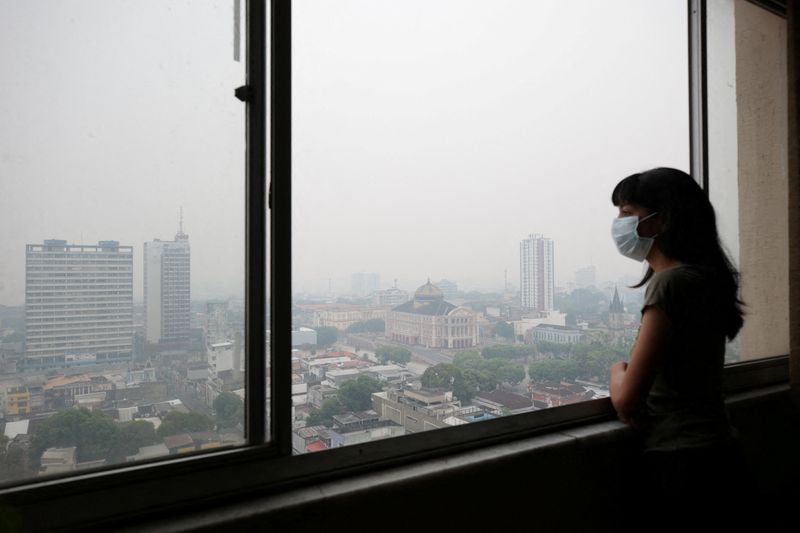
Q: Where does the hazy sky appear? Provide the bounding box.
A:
[292,0,689,294]
[1,0,246,305]
[1,1,688,306]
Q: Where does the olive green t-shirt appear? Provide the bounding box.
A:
[636,264,734,451]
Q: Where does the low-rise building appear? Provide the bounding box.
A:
[5,386,32,416]
[472,390,535,415]
[530,324,584,344]
[372,387,479,433]
[39,446,77,476]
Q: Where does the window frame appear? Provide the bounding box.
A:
[0,1,791,530]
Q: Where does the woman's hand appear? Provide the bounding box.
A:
[609,306,671,427]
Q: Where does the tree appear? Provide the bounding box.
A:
[421,364,476,402]
[314,326,338,347]
[306,398,343,427]
[494,321,515,340]
[32,409,123,463]
[453,350,482,370]
[337,375,383,411]
[114,420,158,460]
[535,340,570,356]
[214,393,244,429]
[482,344,535,359]
[495,361,525,385]
[528,359,581,382]
[375,345,411,364]
[156,412,215,438]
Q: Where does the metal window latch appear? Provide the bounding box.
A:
[235,85,252,102]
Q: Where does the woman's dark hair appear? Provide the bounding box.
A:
[611,167,744,340]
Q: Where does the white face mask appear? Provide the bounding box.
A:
[611,212,659,262]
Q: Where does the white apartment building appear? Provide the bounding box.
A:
[24,240,134,369]
[520,233,555,312]
[144,229,190,350]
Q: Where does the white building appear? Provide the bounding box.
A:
[372,287,409,307]
[386,280,478,349]
[512,310,567,337]
[531,324,583,344]
[144,223,190,350]
[520,233,555,312]
[24,240,133,369]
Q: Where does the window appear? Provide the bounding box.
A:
[290,0,691,453]
[0,0,250,484]
[0,1,791,529]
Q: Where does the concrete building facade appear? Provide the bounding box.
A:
[385,280,478,349]
[520,233,555,312]
[24,240,134,369]
[144,229,190,350]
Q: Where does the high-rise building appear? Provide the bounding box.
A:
[24,240,133,368]
[435,279,459,299]
[519,234,554,312]
[351,272,380,297]
[144,222,190,350]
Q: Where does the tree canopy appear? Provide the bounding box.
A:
[314,326,338,347]
[494,321,515,340]
[31,409,158,463]
[156,411,215,438]
[213,393,244,429]
[306,398,344,427]
[375,345,411,364]
[337,375,383,411]
[481,344,536,359]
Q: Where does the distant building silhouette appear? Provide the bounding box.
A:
[574,265,596,288]
[351,272,380,297]
[144,218,190,351]
[609,286,625,330]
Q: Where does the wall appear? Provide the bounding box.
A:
[126,384,799,532]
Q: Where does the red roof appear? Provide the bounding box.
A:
[305,440,328,453]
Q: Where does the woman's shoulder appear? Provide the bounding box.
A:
[643,264,713,313]
[647,264,710,289]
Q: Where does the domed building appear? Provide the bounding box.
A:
[385,280,478,349]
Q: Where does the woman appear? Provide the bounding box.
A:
[607,168,757,531]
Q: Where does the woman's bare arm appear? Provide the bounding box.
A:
[610,306,671,426]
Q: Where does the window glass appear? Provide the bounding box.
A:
[0,0,247,485]
[707,0,788,362]
[292,0,688,453]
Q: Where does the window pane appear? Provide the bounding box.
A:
[292,0,688,453]
[0,0,247,484]
[707,0,788,362]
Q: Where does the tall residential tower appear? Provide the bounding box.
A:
[144,219,191,351]
[24,240,134,368]
[520,234,554,312]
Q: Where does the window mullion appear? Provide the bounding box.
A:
[689,0,709,191]
[270,0,293,455]
[245,0,268,445]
